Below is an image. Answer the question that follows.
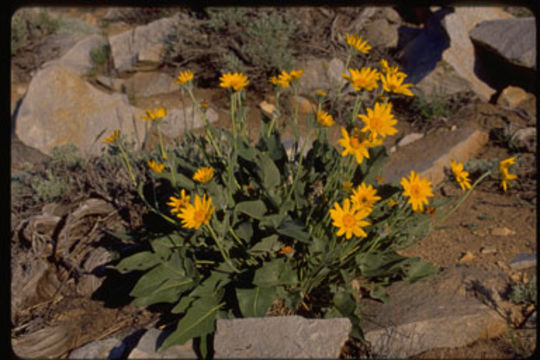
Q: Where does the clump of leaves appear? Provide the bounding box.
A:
[30,169,72,202]
[89,44,112,76]
[510,276,537,306]
[50,143,87,170]
[11,8,59,54]
[410,91,450,128]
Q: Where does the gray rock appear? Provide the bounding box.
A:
[214,316,351,359]
[384,127,488,185]
[15,65,146,156]
[363,18,399,49]
[439,7,513,101]
[397,132,424,147]
[43,34,109,76]
[296,57,345,98]
[470,17,536,70]
[414,59,474,97]
[361,265,508,358]
[124,72,179,98]
[160,106,219,139]
[510,253,537,270]
[69,338,125,359]
[128,328,195,359]
[381,7,402,24]
[137,43,166,65]
[511,127,536,152]
[110,15,179,72]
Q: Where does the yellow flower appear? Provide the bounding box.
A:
[288,69,304,81]
[386,199,398,207]
[499,157,517,192]
[379,59,405,77]
[167,189,191,214]
[380,72,414,97]
[350,183,381,210]
[316,109,334,127]
[178,194,215,230]
[343,181,354,194]
[342,67,379,92]
[358,102,398,141]
[220,72,249,91]
[269,75,288,88]
[147,160,165,173]
[103,129,119,144]
[175,70,194,86]
[142,107,167,121]
[193,166,214,183]
[401,171,434,212]
[338,127,371,165]
[315,89,327,97]
[345,33,372,54]
[450,160,471,191]
[330,198,371,239]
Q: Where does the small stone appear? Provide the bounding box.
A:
[511,127,536,152]
[496,261,510,271]
[397,133,424,147]
[480,246,497,255]
[497,86,535,109]
[259,101,278,119]
[389,145,397,153]
[491,227,516,236]
[451,125,457,131]
[459,251,475,263]
[509,253,537,270]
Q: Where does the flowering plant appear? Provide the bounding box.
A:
[104,33,515,356]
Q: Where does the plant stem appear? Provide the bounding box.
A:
[206,224,240,273]
[157,126,176,187]
[187,89,222,157]
[331,51,352,112]
[117,141,137,188]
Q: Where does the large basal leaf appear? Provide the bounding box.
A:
[248,234,281,255]
[234,221,254,242]
[173,172,195,190]
[160,295,223,349]
[236,200,267,219]
[114,251,162,274]
[362,145,389,185]
[132,276,194,307]
[333,288,356,317]
[258,152,281,189]
[253,258,297,287]
[130,253,186,298]
[405,258,439,283]
[236,287,277,317]
[355,251,411,278]
[277,219,310,243]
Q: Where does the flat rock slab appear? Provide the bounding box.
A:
[384,127,488,185]
[470,17,536,70]
[361,265,508,358]
[214,316,351,359]
[68,338,125,359]
[128,328,195,359]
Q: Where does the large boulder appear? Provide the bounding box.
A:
[15,65,145,155]
[296,57,345,98]
[123,72,179,98]
[109,15,178,72]
[470,17,536,71]
[42,34,109,76]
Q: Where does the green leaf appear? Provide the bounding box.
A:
[174,172,195,190]
[369,286,389,303]
[236,287,276,317]
[236,200,267,219]
[406,258,439,283]
[355,251,411,278]
[333,289,356,317]
[253,258,297,287]
[235,222,254,242]
[160,295,223,349]
[248,234,281,255]
[277,219,310,243]
[362,146,389,185]
[171,295,195,314]
[114,251,162,274]
[132,276,194,307]
[259,153,281,189]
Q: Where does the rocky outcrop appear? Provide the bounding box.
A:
[296,58,345,98]
[15,65,145,155]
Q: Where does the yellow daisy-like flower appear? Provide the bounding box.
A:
[450,160,472,191]
[345,33,372,54]
[166,189,191,214]
[330,198,371,239]
[288,69,304,82]
[147,160,165,173]
[193,166,214,183]
[401,171,434,212]
[380,72,414,97]
[379,59,405,77]
[338,127,371,165]
[342,67,379,92]
[175,70,194,86]
[315,89,327,97]
[316,109,334,127]
[220,72,249,91]
[142,107,167,121]
[358,102,398,141]
[103,129,119,144]
[499,157,517,192]
[350,183,381,210]
[178,194,215,230]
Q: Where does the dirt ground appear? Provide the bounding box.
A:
[10,6,537,359]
